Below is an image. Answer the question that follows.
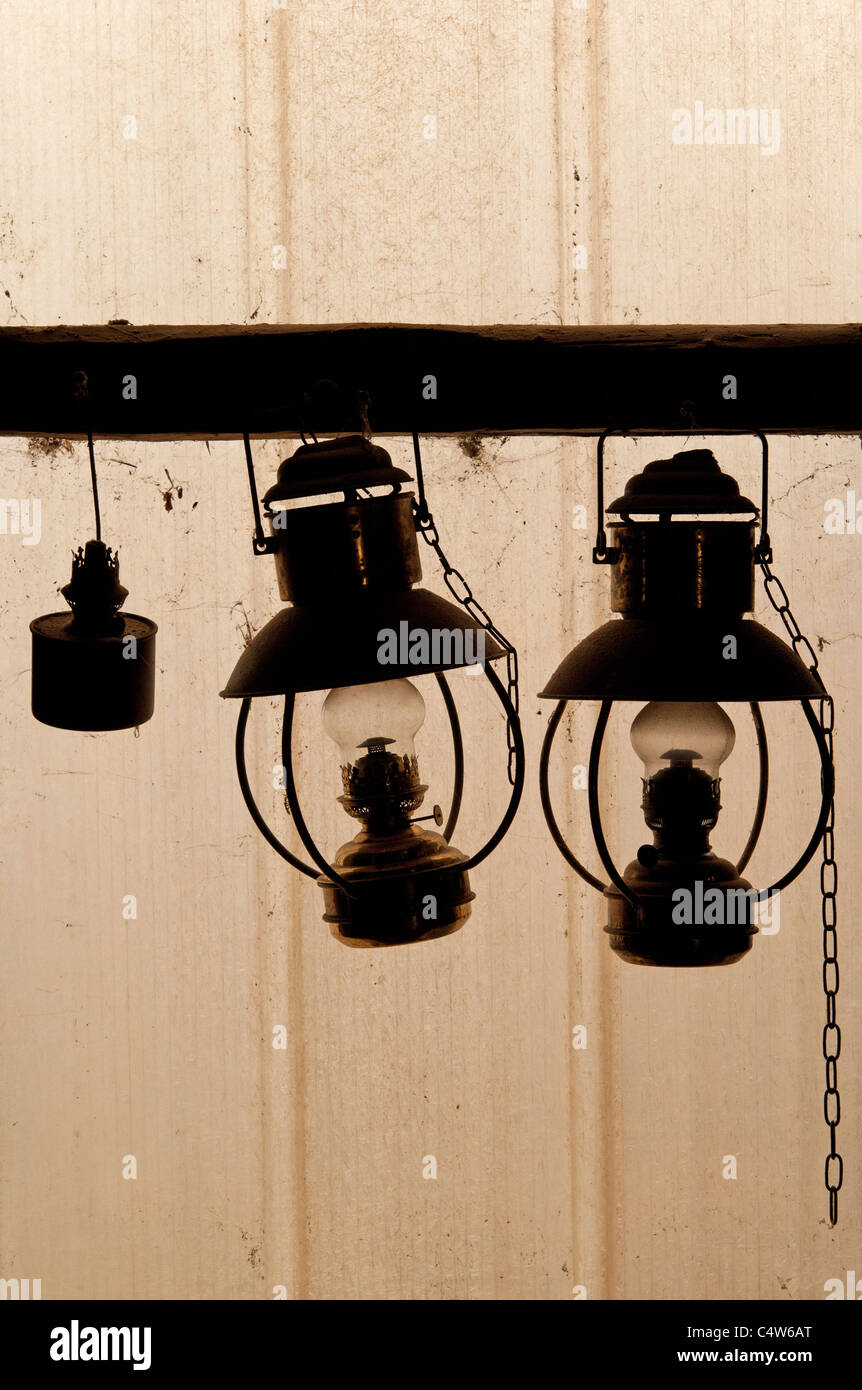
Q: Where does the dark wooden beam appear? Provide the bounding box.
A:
[0,323,860,439]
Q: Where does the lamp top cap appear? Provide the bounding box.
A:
[606,449,758,517]
[263,433,412,505]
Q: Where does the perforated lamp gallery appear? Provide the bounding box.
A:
[538,437,843,1222]
[221,432,524,948]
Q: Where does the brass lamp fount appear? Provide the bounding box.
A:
[608,699,756,966]
[316,676,473,945]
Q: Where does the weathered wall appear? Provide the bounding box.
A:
[0,1,859,1299]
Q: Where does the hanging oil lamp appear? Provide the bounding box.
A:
[538,434,841,1222]
[221,432,524,948]
[30,434,157,731]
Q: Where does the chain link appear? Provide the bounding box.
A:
[413,505,520,785]
[759,557,842,1225]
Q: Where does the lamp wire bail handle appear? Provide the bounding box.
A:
[593,428,630,564]
[754,431,771,562]
[243,433,270,555]
[594,428,770,562]
[411,428,431,524]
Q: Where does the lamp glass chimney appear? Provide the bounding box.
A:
[630,700,736,779]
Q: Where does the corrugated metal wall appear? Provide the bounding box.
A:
[0,1,859,1299]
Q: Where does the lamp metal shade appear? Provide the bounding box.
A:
[221,587,503,697]
[539,617,822,702]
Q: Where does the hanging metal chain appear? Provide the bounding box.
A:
[410,432,520,785]
[759,556,842,1225]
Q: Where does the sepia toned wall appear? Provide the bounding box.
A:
[0,1,859,1300]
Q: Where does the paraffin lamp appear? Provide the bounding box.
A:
[30,435,157,732]
[539,441,833,969]
[539,436,842,1225]
[221,432,524,948]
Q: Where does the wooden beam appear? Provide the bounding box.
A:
[0,323,860,439]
